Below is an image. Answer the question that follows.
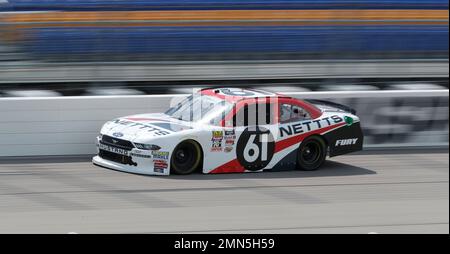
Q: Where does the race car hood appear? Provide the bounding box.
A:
[100,113,193,141]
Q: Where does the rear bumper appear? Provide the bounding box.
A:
[324,121,364,157]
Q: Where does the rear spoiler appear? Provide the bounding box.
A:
[304,99,357,115]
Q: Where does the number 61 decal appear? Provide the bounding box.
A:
[236,127,275,171]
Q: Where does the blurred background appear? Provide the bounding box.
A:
[0,0,448,151]
[0,0,448,95]
[1,0,448,61]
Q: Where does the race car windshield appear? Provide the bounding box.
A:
[165,94,232,123]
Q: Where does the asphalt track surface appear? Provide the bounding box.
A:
[0,149,448,233]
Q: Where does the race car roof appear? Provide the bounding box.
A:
[200,87,323,119]
[200,87,285,102]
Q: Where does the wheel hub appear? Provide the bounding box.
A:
[176,149,187,162]
[302,143,320,164]
[171,141,201,175]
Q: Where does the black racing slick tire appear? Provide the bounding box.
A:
[170,140,202,175]
[296,136,327,171]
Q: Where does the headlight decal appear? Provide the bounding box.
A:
[133,143,161,150]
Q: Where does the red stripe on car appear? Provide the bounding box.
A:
[209,158,245,174]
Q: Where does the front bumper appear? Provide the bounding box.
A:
[92,136,170,176]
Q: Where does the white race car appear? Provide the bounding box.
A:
[93,88,363,175]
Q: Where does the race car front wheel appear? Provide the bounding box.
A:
[171,140,202,175]
[296,136,327,171]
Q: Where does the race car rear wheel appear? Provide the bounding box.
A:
[296,136,326,171]
[170,140,202,175]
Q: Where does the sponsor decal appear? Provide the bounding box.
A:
[224,129,236,140]
[211,141,222,151]
[211,131,224,152]
[212,130,224,139]
[279,115,344,138]
[211,141,222,152]
[344,116,354,126]
[224,129,236,153]
[153,159,168,173]
[130,152,152,158]
[151,151,169,160]
[98,143,129,156]
[225,139,234,145]
[111,119,171,136]
[224,146,233,153]
[335,138,358,146]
